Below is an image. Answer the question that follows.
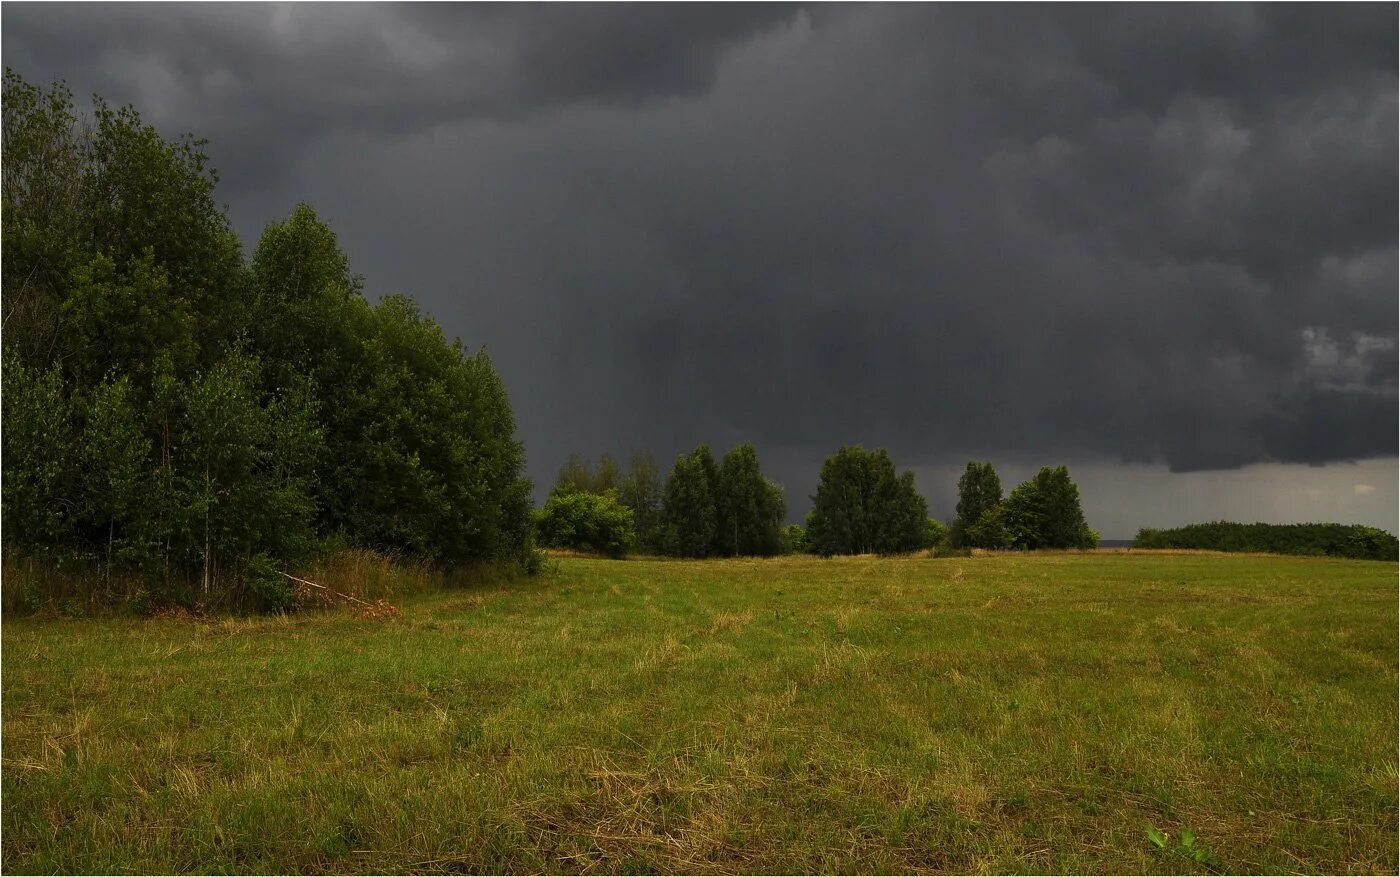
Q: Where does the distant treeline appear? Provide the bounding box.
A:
[1135,522,1398,561]
[540,450,1099,558]
[2,71,535,612]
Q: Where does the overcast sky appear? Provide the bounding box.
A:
[5,3,1396,537]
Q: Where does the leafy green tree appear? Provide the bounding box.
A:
[330,295,532,565]
[555,451,665,551]
[2,72,84,367]
[715,443,786,556]
[79,374,152,583]
[1,350,78,553]
[62,250,199,391]
[181,351,321,597]
[1,70,541,611]
[952,461,1003,547]
[247,204,362,390]
[81,93,246,354]
[806,446,928,556]
[661,446,719,557]
[965,505,1011,549]
[1002,466,1096,550]
[536,487,635,558]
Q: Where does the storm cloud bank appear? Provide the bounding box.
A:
[5,3,1396,514]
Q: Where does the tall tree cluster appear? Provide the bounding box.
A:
[662,443,786,557]
[554,452,665,551]
[1,71,534,609]
[952,461,1097,550]
[554,443,786,558]
[805,446,929,556]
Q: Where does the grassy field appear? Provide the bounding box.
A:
[3,553,1396,874]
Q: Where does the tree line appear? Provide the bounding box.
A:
[2,71,536,610]
[538,448,1099,558]
[948,461,1099,551]
[539,443,788,558]
[1135,522,1398,561]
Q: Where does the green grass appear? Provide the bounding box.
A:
[3,553,1396,874]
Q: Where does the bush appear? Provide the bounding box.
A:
[245,552,295,613]
[782,523,809,554]
[922,518,948,550]
[536,488,635,558]
[1135,522,1398,561]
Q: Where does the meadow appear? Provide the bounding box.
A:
[3,552,1396,874]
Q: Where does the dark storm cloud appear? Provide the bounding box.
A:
[5,3,1396,505]
[1,2,798,193]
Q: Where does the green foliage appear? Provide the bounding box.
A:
[558,451,666,552]
[1,349,77,552]
[244,552,295,614]
[714,443,786,557]
[952,461,1003,547]
[965,505,1010,549]
[1,70,537,610]
[661,446,720,558]
[1000,466,1096,550]
[806,446,928,556]
[182,351,322,595]
[79,374,152,578]
[62,251,198,391]
[321,295,532,567]
[1147,826,1221,870]
[921,518,948,550]
[781,523,809,555]
[657,443,786,558]
[536,489,635,558]
[2,73,88,366]
[1135,521,1398,561]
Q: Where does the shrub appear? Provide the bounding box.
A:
[536,488,635,558]
[782,523,809,554]
[922,518,949,550]
[245,552,295,613]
